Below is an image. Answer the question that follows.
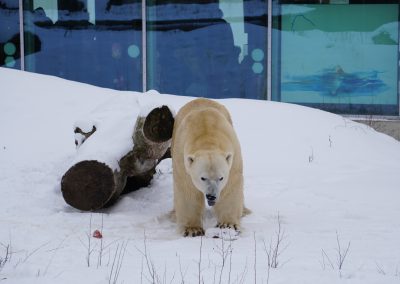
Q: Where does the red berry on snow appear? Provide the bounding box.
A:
[93,230,103,239]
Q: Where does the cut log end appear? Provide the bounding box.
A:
[143,106,174,143]
[63,105,175,211]
[61,160,115,211]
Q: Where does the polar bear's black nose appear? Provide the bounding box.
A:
[206,194,216,206]
[206,194,216,201]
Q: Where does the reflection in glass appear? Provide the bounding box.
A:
[0,1,21,69]
[22,0,142,91]
[272,2,399,115]
[147,0,267,99]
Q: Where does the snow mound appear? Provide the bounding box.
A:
[1,67,400,284]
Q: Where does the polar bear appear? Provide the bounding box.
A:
[171,98,249,237]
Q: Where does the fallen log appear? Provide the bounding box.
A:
[61,96,174,211]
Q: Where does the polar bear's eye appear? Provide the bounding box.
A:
[219,177,224,181]
[201,177,207,181]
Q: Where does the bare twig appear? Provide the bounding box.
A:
[97,214,104,268]
[43,235,69,276]
[140,256,144,284]
[108,240,128,284]
[320,249,334,270]
[135,231,161,284]
[228,236,233,284]
[375,262,386,275]
[321,231,351,277]
[263,214,288,270]
[0,243,10,272]
[14,241,50,268]
[178,254,188,284]
[253,232,257,284]
[214,234,233,284]
[262,214,289,284]
[309,147,314,163]
[233,258,248,284]
[335,231,350,270]
[87,214,93,267]
[198,237,203,284]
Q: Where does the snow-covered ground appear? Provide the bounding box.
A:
[1,67,400,283]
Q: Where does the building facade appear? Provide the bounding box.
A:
[1,0,399,116]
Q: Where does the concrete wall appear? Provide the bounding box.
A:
[354,119,400,141]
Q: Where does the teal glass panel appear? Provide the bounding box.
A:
[146,0,268,99]
[22,0,142,91]
[272,2,400,115]
[0,1,21,69]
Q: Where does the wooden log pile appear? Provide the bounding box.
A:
[61,96,174,211]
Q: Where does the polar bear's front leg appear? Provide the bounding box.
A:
[174,188,205,237]
[214,191,243,232]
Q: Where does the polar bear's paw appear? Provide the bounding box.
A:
[183,227,205,237]
[216,223,239,232]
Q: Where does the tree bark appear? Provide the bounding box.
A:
[61,105,174,211]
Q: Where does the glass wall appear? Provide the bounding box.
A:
[22,0,142,91]
[0,1,20,69]
[2,1,400,116]
[272,1,400,115]
[146,0,268,99]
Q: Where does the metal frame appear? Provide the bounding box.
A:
[142,0,147,92]
[18,0,25,71]
[398,7,400,116]
[267,0,272,101]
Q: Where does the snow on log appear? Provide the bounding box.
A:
[61,94,174,211]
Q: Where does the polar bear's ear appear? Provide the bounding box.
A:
[226,153,233,164]
[185,155,195,170]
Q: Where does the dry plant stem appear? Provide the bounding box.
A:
[215,235,233,284]
[43,235,68,276]
[262,214,288,284]
[253,232,257,284]
[135,231,160,284]
[140,256,143,284]
[97,214,104,268]
[321,249,335,270]
[0,242,11,272]
[14,241,50,268]
[228,237,233,284]
[108,241,128,284]
[321,231,351,277]
[335,231,350,271]
[375,262,386,275]
[232,258,248,284]
[269,214,286,269]
[87,214,93,267]
[198,237,203,284]
[178,254,188,284]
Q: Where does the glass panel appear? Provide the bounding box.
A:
[0,1,21,69]
[22,0,142,91]
[147,0,267,99]
[272,1,400,116]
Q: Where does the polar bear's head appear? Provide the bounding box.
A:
[185,150,233,206]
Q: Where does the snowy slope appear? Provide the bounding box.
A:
[1,67,400,283]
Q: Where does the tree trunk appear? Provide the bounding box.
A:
[61,105,174,211]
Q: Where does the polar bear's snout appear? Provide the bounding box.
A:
[206,194,216,206]
[204,179,221,206]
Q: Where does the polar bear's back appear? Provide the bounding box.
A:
[175,98,233,127]
[172,98,237,157]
